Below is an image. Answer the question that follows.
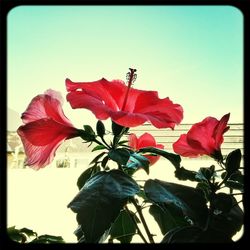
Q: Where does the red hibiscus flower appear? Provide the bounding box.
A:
[65,75,183,129]
[129,133,164,166]
[172,113,230,160]
[17,89,79,170]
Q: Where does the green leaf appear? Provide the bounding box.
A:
[108,148,130,166]
[224,171,244,191]
[138,147,181,169]
[174,167,197,182]
[19,228,37,237]
[196,182,211,201]
[149,204,188,236]
[101,155,109,169]
[110,209,137,243]
[195,165,216,182]
[112,121,125,136]
[89,152,107,166]
[225,149,242,175]
[96,120,106,137]
[83,125,95,135]
[78,129,96,142]
[161,225,233,243]
[211,193,233,213]
[126,152,150,174]
[68,170,140,243]
[77,165,101,190]
[225,180,244,191]
[31,235,65,243]
[118,140,129,145]
[208,196,244,238]
[144,179,208,228]
[92,145,107,152]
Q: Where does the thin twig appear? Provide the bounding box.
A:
[130,198,155,243]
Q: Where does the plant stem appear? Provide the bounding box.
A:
[130,198,155,243]
[124,206,148,244]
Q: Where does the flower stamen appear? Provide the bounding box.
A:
[121,68,137,111]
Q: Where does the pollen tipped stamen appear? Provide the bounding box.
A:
[121,68,137,111]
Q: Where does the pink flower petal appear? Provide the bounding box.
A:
[66,78,183,129]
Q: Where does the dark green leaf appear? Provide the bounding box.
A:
[225,149,242,175]
[229,171,244,183]
[225,180,244,192]
[68,170,140,243]
[96,120,106,137]
[112,121,125,136]
[108,148,130,166]
[79,129,96,142]
[211,193,233,213]
[83,125,95,135]
[174,167,197,182]
[101,155,109,169]
[161,226,233,243]
[127,152,150,174]
[31,235,65,243]
[149,204,188,235]
[196,165,216,182]
[208,196,244,238]
[92,145,107,152]
[118,140,129,145]
[138,147,181,169]
[144,179,208,228]
[19,228,37,237]
[196,182,211,201]
[110,209,137,243]
[89,152,107,166]
[77,165,101,190]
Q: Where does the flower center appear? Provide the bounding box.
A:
[121,68,137,111]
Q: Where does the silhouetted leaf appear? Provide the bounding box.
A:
[225,149,242,175]
[68,170,140,243]
[77,165,101,190]
[92,145,107,152]
[138,147,181,168]
[144,179,208,228]
[110,209,137,243]
[208,196,244,238]
[126,153,150,174]
[149,204,188,236]
[109,148,130,166]
[96,120,106,137]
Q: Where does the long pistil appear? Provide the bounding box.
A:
[121,68,137,111]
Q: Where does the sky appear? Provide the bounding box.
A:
[7,5,244,130]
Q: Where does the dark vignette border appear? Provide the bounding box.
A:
[0,0,249,249]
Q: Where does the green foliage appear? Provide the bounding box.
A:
[108,148,131,166]
[68,170,140,243]
[225,149,242,175]
[7,226,64,244]
[96,120,106,138]
[126,152,150,174]
[109,209,137,243]
[138,147,181,169]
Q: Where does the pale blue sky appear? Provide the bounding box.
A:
[7,5,243,129]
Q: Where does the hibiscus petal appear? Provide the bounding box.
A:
[186,117,219,154]
[66,78,126,111]
[173,134,208,157]
[128,134,138,149]
[137,133,157,148]
[21,89,74,127]
[66,78,184,129]
[17,119,78,169]
[18,119,78,146]
[213,113,230,149]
